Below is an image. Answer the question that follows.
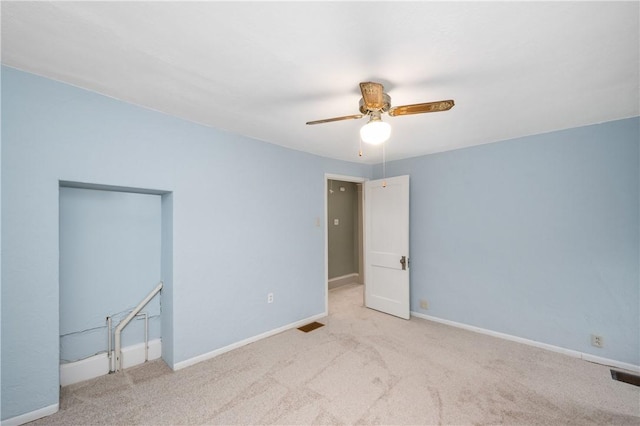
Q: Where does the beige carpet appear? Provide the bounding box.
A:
[34,283,639,425]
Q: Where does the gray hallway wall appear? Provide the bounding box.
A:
[327,180,360,280]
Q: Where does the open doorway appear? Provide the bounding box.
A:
[58,182,173,385]
[325,174,365,311]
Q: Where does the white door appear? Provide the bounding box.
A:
[364,175,410,319]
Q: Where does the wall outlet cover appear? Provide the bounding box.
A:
[591,334,603,348]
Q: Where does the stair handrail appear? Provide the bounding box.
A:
[113,281,163,372]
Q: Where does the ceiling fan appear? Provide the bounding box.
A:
[306,82,454,145]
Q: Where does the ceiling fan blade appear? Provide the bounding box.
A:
[388,100,455,117]
[359,82,385,110]
[306,114,363,125]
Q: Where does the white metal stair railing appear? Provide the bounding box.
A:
[111,281,163,372]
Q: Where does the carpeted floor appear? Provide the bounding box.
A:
[33,283,639,425]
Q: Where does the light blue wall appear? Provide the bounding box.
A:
[375,117,640,365]
[0,64,3,420]
[59,187,162,362]
[0,66,371,420]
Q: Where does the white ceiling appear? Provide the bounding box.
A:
[2,1,638,164]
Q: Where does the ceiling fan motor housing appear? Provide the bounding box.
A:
[359,93,391,114]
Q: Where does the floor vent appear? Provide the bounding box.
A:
[610,369,640,387]
[298,322,325,333]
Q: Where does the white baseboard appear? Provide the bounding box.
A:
[1,403,58,426]
[581,352,640,372]
[411,311,640,373]
[60,353,110,387]
[173,313,327,371]
[328,273,359,289]
[60,339,162,386]
[122,338,162,369]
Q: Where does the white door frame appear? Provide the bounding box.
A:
[324,173,367,314]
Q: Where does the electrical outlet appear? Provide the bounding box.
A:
[267,293,274,304]
[591,334,603,348]
[419,299,428,310]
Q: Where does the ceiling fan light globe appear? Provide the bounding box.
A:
[360,120,391,145]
